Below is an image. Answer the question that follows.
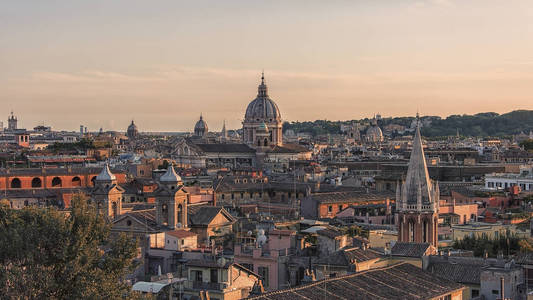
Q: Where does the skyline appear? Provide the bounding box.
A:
[2,0,533,131]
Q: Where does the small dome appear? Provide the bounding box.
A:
[366,125,383,141]
[194,115,208,136]
[244,74,281,122]
[127,120,138,138]
[160,165,182,183]
[96,163,116,181]
[228,130,240,138]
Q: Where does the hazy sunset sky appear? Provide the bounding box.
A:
[2,0,533,132]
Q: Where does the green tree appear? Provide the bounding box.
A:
[0,194,143,299]
[452,233,525,257]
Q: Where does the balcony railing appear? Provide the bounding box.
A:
[189,281,227,291]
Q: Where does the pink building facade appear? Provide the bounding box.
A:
[234,229,296,291]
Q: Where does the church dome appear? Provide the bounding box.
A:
[127,120,138,138]
[244,74,281,122]
[194,115,208,136]
[366,125,383,142]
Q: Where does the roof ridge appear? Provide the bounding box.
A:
[248,262,410,298]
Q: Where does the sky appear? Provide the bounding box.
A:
[1,0,533,132]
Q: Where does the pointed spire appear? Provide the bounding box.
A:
[402,112,434,208]
[261,70,265,85]
[96,163,116,182]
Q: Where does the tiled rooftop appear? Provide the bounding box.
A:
[248,262,464,300]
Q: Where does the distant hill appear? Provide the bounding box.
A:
[283,110,533,138]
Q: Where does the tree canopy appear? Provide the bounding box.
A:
[282,110,533,137]
[452,232,530,257]
[0,194,142,299]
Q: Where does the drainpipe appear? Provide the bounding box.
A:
[500,277,505,300]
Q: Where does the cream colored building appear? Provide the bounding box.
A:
[452,222,528,240]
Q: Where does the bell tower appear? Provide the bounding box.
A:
[92,163,123,219]
[397,115,439,247]
[155,165,188,229]
[8,111,17,131]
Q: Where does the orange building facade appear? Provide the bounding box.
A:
[0,167,126,190]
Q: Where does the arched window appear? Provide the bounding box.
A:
[52,177,62,187]
[178,204,183,225]
[162,204,168,225]
[90,176,97,186]
[71,176,81,187]
[111,202,117,218]
[264,138,268,146]
[10,178,21,189]
[257,140,261,147]
[423,220,428,243]
[408,221,415,242]
[31,177,42,188]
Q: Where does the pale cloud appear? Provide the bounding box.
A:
[31,70,165,83]
[408,0,455,11]
[29,65,533,87]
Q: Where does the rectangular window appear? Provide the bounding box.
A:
[492,290,499,295]
[258,266,269,288]
[192,270,203,282]
[471,289,479,298]
[210,268,218,283]
[328,206,333,213]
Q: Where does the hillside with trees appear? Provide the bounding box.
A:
[283,110,533,138]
